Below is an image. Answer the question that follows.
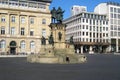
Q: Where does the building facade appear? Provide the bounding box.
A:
[71,5,87,16]
[94,2,120,52]
[64,12,109,54]
[0,0,52,55]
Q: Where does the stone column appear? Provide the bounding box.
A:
[116,39,118,52]
[81,46,83,54]
[89,46,94,54]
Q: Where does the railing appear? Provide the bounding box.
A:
[0,1,47,11]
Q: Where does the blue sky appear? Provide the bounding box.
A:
[50,0,120,19]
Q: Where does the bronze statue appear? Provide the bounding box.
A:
[58,32,62,41]
[51,7,57,23]
[48,33,54,45]
[51,7,64,23]
[56,7,64,23]
[41,36,46,45]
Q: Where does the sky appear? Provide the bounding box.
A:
[50,0,120,19]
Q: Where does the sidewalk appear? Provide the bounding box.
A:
[0,55,28,58]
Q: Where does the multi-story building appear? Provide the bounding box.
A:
[94,2,120,52]
[64,12,109,54]
[0,0,52,55]
[71,5,87,16]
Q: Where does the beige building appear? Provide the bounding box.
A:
[0,0,52,55]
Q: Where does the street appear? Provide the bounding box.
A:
[0,54,120,80]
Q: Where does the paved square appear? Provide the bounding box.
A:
[0,54,120,80]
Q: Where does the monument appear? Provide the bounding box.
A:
[27,7,87,64]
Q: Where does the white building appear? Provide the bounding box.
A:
[64,12,109,54]
[94,2,120,52]
[71,5,87,16]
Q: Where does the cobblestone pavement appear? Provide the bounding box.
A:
[0,54,120,80]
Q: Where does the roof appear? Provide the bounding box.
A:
[9,0,52,3]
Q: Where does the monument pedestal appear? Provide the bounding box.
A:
[27,23,87,64]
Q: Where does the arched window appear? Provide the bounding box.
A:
[42,19,46,24]
[30,41,35,49]
[20,41,25,49]
[0,40,6,48]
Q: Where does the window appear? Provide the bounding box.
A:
[83,32,84,36]
[93,20,95,25]
[90,20,92,24]
[106,27,108,31]
[1,16,5,22]
[30,18,34,24]
[83,19,84,22]
[111,19,113,24]
[30,30,34,36]
[118,9,120,13]
[106,34,108,37]
[86,25,88,29]
[97,33,98,37]
[42,19,46,24]
[30,41,35,49]
[96,20,98,25]
[86,19,88,23]
[103,33,105,37]
[86,32,88,36]
[90,26,92,31]
[114,32,117,36]
[42,29,46,37]
[110,7,113,12]
[1,27,5,34]
[118,32,120,36]
[11,27,15,35]
[118,15,120,19]
[93,33,95,37]
[111,31,114,36]
[39,4,46,9]
[21,28,25,35]
[111,14,113,18]
[83,25,85,29]
[114,14,117,18]
[100,27,102,32]
[90,33,92,37]
[21,41,25,49]
[0,40,5,48]
[103,27,105,31]
[93,26,95,31]
[97,27,98,31]
[11,16,15,22]
[21,17,25,23]
[114,8,116,12]
[103,21,105,24]
[111,25,113,30]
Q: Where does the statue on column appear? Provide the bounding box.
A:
[51,7,64,23]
